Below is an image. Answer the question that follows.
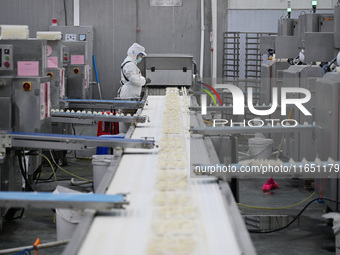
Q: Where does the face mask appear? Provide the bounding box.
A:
[136,57,142,64]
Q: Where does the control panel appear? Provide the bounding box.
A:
[49,26,93,75]
[65,34,77,42]
[62,46,70,64]
[0,45,13,71]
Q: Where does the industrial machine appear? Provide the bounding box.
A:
[313,5,340,211]
[280,65,322,161]
[278,17,298,37]
[0,39,51,133]
[62,41,89,99]
[49,26,94,99]
[36,32,65,110]
[188,2,340,218]
[260,9,298,106]
[314,72,340,212]
[142,54,195,95]
[258,1,339,162]
[0,37,52,227]
[298,12,334,49]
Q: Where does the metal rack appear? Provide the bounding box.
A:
[245,33,262,79]
[223,32,240,80]
[244,33,276,109]
[222,32,276,120]
[245,32,276,79]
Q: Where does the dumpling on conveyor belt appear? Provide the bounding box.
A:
[154,191,192,205]
[157,206,180,217]
[155,179,188,191]
[176,180,188,189]
[182,205,196,217]
[158,152,186,162]
[157,160,186,170]
[151,219,196,235]
[157,205,196,218]
[147,235,196,255]
[156,171,187,181]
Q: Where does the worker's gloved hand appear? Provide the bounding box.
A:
[146,78,151,84]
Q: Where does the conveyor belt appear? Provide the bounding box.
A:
[0,192,127,210]
[60,98,146,109]
[77,95,255,255]
[51,112,147,124]
[78,96,164,255]
[6,131,154,150]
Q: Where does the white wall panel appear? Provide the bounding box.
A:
[229,0,337,10]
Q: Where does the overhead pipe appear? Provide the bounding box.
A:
[200,0,205,81]
[211,0,217,86]
[74,0,80,26]
[136,0,140,43]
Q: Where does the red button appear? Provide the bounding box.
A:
[64,57,68,61]
[4,62,10,68]
[23,83,31,91]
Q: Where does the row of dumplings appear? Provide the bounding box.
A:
[147,235,196,255]
[147,88,197,255]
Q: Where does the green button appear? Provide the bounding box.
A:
[5,56,9,60]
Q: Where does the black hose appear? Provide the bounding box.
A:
[21,150,29,190]
[5,151,34,221]
[4,207,25,221]
[249,197,339,234]
[192,60,198,75]
[71,124,76,135]
[17,152,34,192]
[35,151,59,183]
[63,0,68,26]
[71,124,77,158]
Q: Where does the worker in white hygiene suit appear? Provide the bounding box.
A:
[118,43,151,133]
[118,43,151,98]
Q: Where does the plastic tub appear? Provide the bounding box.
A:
[53,186,84,241]
[248,137,273,159]
[92,154,115,192]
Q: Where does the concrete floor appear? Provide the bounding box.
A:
[239,178,335,255]
[0,208,65,255]
[0,124,95,254]
[0,155,94,255]
[235,133,336,254]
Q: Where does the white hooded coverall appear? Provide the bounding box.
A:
[118,43,146,98]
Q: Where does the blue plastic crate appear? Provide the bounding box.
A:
[96,135,125,155]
